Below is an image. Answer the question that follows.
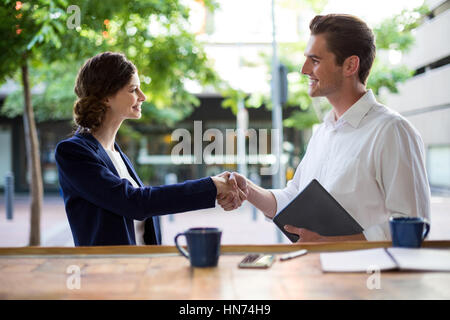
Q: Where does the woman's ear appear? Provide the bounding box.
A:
[102,97,111,107]
[343,55,360,78]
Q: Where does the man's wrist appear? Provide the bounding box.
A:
[246,180,257,204]
[246,181,277,219]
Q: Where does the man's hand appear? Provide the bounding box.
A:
[283,225,366,242]
[216,172,249,211]
[283,225,324,242]
[211,172,248,211]
[229,172,249,197]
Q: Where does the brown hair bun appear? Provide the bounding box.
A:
[73,96,108,132]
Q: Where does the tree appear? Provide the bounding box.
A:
[368,4,429,95]
[0,0,63,246]
[0,0,219,245]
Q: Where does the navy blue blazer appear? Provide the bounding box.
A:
[55,133,217,246]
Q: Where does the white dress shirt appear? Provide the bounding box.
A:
[271,90,431,241]
[105,149,146,245]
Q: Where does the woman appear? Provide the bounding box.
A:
[55,52,246,246]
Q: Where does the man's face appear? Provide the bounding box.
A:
[301,34,344,98]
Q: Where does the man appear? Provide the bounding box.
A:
[219,14,431,242]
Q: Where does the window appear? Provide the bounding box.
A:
[427,145,450,190]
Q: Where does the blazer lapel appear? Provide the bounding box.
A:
[114,142,144,187]
[76,133,120,177]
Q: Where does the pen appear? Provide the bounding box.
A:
[279,249,308,261]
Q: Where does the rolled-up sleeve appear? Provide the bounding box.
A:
[269,162,304,217]
[371,118,431,240]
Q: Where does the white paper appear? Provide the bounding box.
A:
[387,248,450,271]
[320,248,397,273]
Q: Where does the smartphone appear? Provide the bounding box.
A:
[238,254,275,269]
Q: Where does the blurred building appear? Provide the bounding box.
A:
[381,0,450,193]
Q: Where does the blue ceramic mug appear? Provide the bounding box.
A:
[389,216,430,248]
[175,227,222,268]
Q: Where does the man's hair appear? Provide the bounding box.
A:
[309,14,376,84]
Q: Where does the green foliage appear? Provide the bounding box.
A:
[367,3,429,96]
[0,0,430,132]
[0,0,220,126]
[283,108,319,129]
[0,1,62,80]
[1,62,76,121]
[374,4,429,51]
[367,60,414,96]
[220,86,247,115]
[135,162,155,185]
[220,0,327,118]
[221,2,429,131]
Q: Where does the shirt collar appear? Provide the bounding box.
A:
[323,90,377,129]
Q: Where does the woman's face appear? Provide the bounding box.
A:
[105,72,146,121]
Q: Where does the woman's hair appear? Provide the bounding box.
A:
[73,52,137,133]
[309,14,376,85]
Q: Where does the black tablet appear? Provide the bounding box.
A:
[273,179,364,242]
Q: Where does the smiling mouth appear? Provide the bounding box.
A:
[309,78,318,86]
[132,104,142,111]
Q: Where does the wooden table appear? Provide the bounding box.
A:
[1,241,449,299]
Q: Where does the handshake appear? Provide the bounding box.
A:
[211,172,249,211]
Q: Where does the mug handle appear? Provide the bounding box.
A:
[422,221,431,240]
[174,233,189,259]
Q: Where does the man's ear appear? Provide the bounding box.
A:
[343,55,360,78]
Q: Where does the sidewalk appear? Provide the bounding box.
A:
[0,194,449,247]
[0,196,73,247]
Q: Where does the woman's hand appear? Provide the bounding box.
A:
[216,172,249,211]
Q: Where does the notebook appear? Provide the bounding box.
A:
[320,248,450,272]
[272,179,363,242]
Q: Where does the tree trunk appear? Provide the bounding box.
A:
[21,57,43,246]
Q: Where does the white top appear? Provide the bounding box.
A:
[271,90,431,241]
[105,149,146,245]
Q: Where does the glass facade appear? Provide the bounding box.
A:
[428,145,450,189]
